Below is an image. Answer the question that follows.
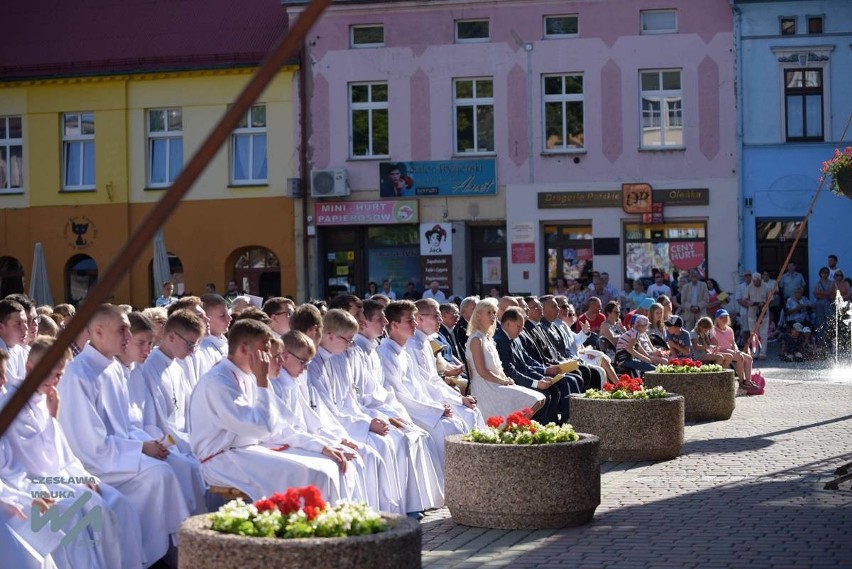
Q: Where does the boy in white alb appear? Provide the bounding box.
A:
[4,337,145,569]
[406,299,483,430]
[196,294,231,377]
[306,309,404,514]
[0,298,30,383]
[264,333,366,504]
[349,300,444,512]
[189,319,345,501]
[55,304,190,567]
[129,310,208,514]
[378,301,470,468]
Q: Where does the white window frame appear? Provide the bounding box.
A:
[453,77,494,155]
[543,14,579,39]
[349,82,389,159]
[350,24,385,48]
[147,108,183,188]
[0,115,23,193]
[62,111,96,191]
[639,69,684,149]
[230,104,267,185]
[455,19,490,43]
[542,74,585,153]
[640,9,677,34]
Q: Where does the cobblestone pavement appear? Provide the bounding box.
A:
[421,367,852,568]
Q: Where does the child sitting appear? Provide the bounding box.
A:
[690,316,733,368]
[779,323,806,362]
[665,316,692,358]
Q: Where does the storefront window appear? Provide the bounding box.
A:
[544,224,594,290]
[367,226,420,294]
[624,221,707,281]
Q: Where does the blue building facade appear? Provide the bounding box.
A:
[734,0,852,287]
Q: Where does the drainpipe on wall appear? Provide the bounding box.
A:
[731,0,745,286]
[298,41,312,302]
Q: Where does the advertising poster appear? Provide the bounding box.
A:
[420,223,452,256]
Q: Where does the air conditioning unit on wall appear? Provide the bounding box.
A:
[310,168,350,198]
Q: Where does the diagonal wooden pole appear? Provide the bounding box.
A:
[0,0,332,437]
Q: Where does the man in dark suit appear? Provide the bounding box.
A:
[539,295,599,391]
[494,307,579,424]
[438,302,464,363]
[454,295,478,360]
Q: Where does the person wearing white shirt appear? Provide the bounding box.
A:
[421,281,447,303]
[261,297,295,340]
[381,280,397,300]
[646,274,673,299]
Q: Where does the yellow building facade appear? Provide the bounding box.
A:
[0,67,301,308]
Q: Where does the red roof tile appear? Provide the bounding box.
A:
[0,0,290,80]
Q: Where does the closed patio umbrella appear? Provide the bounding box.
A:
[28,242,54,306]
[152,229,171,297]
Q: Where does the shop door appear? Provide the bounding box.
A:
[470,225,507,297]
[543,224,594,291]
[322,227,363,300]
[756,220,808,282]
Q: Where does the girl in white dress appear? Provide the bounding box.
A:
[465,298,545,418]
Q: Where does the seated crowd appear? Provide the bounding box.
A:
[1,287,766,568]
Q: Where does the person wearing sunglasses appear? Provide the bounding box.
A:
[831,270,851,303]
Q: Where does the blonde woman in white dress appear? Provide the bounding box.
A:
[465,298,546,418]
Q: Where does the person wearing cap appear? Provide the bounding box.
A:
[665,316,692,358]
[623,296,655,329]
[711,309,757,390]
[779,322,805,362]
[744,272,771,359]
[614,314,669,375]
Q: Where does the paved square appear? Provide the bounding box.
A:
[422,377,852,568]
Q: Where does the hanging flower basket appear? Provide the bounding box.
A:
[820,147,852,199]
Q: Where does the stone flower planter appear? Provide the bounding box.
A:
[179,514,421,569]
[568,394,684,462]
[643,370,736,421]
[444,433,600,529]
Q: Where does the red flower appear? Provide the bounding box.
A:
[520,407,534,418]
[693,360,702,367]
[486,416,504,428]
[603,382,616,392]
[506,412,531,428]
[619,374,632,382]
[254,498,276,512]
[671,359,681,366]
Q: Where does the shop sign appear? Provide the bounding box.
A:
[379,160,496,198]
[669,241,705,270]
[653,188,709,206]
[511,243,535,264]
[537,191,620,209]
[421,256,452,292]
[420,223,452,256]
[64,216,98,249]
[622,183,653,213]
[315,200,418,225]
[538,187,709,209]
[510,222,536,243]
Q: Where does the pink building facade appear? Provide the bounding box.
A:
[287,0,738,300]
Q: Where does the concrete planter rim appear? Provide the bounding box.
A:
[568,393,684,403]
[181,512,420,547]
[446,432,600,447]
